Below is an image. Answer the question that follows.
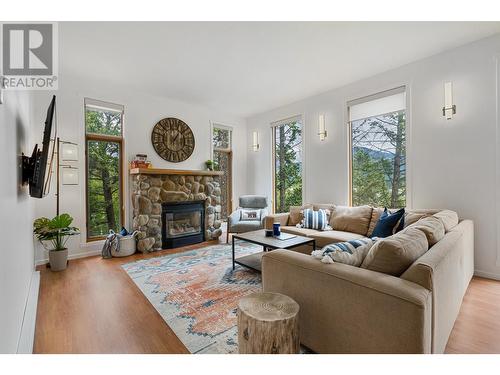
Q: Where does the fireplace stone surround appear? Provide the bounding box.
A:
[130,168,224,252]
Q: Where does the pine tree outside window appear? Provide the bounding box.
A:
[84,98,124,240]
[272,116,303,213]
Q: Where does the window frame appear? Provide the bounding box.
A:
[84,99,125,242]
[271,115,304,214]
[347,86,408,208]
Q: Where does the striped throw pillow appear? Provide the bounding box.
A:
[311,238,376,266]
[300,208,331,230]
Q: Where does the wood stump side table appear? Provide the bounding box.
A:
[237,292,300,354]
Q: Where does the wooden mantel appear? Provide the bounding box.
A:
[130,168,224,176]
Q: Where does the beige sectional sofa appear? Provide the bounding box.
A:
[262,204,474,353]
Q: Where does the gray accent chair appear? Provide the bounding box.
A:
[227,195,268,242]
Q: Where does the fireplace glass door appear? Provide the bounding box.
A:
[161,200,205,249]
[165,210,202,238]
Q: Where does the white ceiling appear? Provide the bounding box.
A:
[60,22,500,118]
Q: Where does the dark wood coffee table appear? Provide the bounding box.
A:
[232,229,316,272]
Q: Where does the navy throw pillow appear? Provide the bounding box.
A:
[370,208,405,238]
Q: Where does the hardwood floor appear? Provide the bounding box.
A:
[445,277,500,353]
[33,241,221,354]
[34,232,500,353]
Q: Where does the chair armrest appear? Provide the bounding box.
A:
[264,213,290,230]
[227,209,241,230]
[262,250,432,353]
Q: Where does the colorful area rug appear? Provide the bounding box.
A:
[122,242,262,353]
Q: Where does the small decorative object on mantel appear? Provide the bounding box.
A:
[151,117,195,163]
[130,154,151,169]
[205,159,219,171]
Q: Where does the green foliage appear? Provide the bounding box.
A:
[86,109,121,136]
[352,149,391,207]
[86,109,122,238]
[212,127,231,150]
[351,111,406,208]
[274,121,302,213]
[33,214,80,251]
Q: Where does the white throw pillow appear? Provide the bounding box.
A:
[240,209,261,221]
[311,238,376,267]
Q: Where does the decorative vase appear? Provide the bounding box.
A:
[49,248,69,271]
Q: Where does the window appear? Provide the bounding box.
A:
[272,116,303,213]
[212,124,233,220]
[212,126,232,151]
[348,87,406,208]
[85,98,124,240]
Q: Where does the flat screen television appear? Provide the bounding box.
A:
[22,95,57,198]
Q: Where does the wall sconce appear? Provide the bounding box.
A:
[318,114,327,141]
[62,166,79,185]
[442,82,456,120]
[61,142,78,161]
[252,131,260,151]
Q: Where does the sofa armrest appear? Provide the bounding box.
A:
[262,250,432,353]
[264,213,290,230]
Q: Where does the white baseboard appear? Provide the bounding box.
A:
[474,270,500,281]
[36,249,101,266]
[17,271,40,354]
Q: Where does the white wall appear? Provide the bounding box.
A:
[246,33,500,279]
[32,73,248,264]
[0,90,36,352]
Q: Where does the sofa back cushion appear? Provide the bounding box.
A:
[331,205,373,235]
[408,216,445,247]
[361,227,429,276]
[289,204,313,226]
[433,210,459,232]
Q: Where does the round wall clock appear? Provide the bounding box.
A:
[151,117,195,163]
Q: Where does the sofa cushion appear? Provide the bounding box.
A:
[312,203,335,212]
[370,208,405,237]
[308,230,366,248]
[311,238,376,267]
[408,216,445,247]
[281,226,320,237]
[361,227,429,276]
[404,211,430,228]
[300,208,331,230]
[289,204,313,226]
[331,205,373,235]
[433,210,459,232]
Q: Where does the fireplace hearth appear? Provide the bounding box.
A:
[161,200,205,249]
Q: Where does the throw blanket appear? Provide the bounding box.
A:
[102,232,121,259]
[311,238,377,267]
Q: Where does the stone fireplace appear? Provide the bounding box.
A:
[130,168,224,252]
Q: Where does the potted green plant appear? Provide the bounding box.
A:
[205,159,214,171]
[33,214,80,271]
